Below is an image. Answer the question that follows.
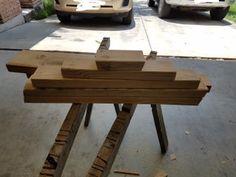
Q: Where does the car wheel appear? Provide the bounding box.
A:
[210,7,229,21]
[158,0,171,18]
[148,0,155,7]
[122,10,133,25]
[57,12,71,23]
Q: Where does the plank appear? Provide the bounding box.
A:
[61,58,176,81]
[24,95,202,105]
[24,79,209,98]
[95,50,145,71]
[31,66,201,89]
[86,104,137,177]
[39,103,87,177]
[6,50,95,75]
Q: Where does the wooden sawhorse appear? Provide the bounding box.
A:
[39,103,168,177]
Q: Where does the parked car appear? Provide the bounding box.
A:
[54,0,133,24]
[148,0,233,20]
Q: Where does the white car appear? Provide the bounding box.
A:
[54,0,133,24]
[148,0,232,20]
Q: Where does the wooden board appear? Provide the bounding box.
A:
[61,58,177,81]
[95,50,145,71]
[24,79,208,98]
[6,50,95,75]
[31,66,201,89]
[24,95,202,105]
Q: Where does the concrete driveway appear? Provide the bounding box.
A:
[0,0,236,58]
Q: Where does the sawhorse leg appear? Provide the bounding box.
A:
[84,104,121,127]
[39,103,87,177]
[86,104,137,177]
[151,104,168,154]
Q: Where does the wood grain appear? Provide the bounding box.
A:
[95,50,145,71]
[31,66,201,89]
[62,58,176,81]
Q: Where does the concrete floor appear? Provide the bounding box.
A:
[0,0,236,58]
[0,50,236,177]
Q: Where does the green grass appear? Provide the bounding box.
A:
[34,0,55,20]
[226,2,236,23]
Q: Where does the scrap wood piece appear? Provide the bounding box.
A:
[95,50,145,71]
[62,58,176,81]
[86,104,137,177]
[170,153,177,161]
[114,169,140,176]
[39,103,87,177]
[31,66,201,89]
[155,170,168,177]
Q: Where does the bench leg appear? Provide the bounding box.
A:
[151,104,168,154]
[114,104,121,115]
[39,103,87,177]
[86,104,137,177]
[84,104,93,127]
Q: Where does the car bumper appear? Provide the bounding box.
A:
[54,0,132,14]
[166,0,229,9]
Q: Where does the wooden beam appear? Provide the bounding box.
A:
[39,103,87,177]
[151,104,168,154]
[31,66,200,89]
[86,104,137,177]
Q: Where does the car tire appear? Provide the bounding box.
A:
[210,7,229,21]
[122,10,133,25]
[148,0,155,7]
[57,12,71,23]
[158,0,171,18]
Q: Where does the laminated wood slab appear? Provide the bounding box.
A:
[24,79,209,98]
[61,58,177,81]
[31,66,201,89]
[95,50,145,71]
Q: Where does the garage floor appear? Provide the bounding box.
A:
[0,0,236,177]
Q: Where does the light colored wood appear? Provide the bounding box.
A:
[87,104,137,177]
[39,103,86,177]
[61,58,176,81]
[95,50,145,71]
[24,79,208,98]
[31,66,201,89]
[113,170,140,176]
